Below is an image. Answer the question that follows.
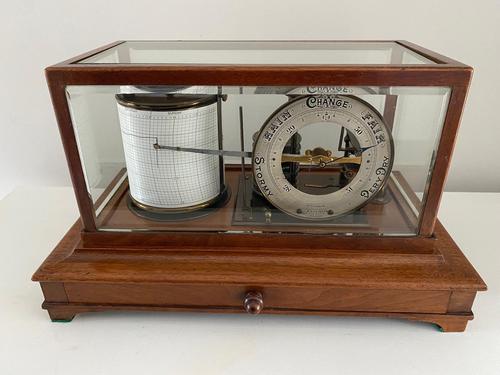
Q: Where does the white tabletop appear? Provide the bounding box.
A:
[1,187,498,375]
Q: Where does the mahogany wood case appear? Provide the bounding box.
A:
[32,41,486,332]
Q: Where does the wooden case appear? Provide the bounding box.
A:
[33,41,486,331]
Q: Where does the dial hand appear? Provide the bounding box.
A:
[281,154,361,166]
[282,147,361,166]
[323,155,361,166]
[358,144,377,154]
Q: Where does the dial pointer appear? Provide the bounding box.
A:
[359,144,377,154]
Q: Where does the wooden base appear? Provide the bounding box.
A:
[33,218,486,332]
[41,301,473,332]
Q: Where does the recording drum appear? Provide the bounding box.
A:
[116,91,226,218]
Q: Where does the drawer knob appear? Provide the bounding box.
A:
[244,291,263,315]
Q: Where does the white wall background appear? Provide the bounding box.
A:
[1,0,499,199]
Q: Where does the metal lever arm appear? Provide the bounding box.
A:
[153,143,362,165]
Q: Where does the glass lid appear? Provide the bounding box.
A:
[77,41,436,65]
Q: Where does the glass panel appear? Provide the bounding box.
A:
[78,41,435,65]
[66,85,449,236]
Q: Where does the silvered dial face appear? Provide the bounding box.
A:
[253,95,394,220]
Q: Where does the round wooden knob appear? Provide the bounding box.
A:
[244,291,263,315]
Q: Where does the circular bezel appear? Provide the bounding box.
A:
[252,94,394,220]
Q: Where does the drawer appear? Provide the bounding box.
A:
[63,282,450,314]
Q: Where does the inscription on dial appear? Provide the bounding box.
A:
[262,110,292,142]
[305,96,352,109]
[253,156,273,197]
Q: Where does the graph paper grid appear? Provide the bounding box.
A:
[117,102,220,209]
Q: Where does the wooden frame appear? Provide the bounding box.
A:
[34,41,485,331]
[45,40,472,236]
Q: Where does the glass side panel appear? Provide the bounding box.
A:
[66,85,449,236]
[78,41,435,65]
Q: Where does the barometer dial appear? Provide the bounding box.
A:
[252,95,394,220]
